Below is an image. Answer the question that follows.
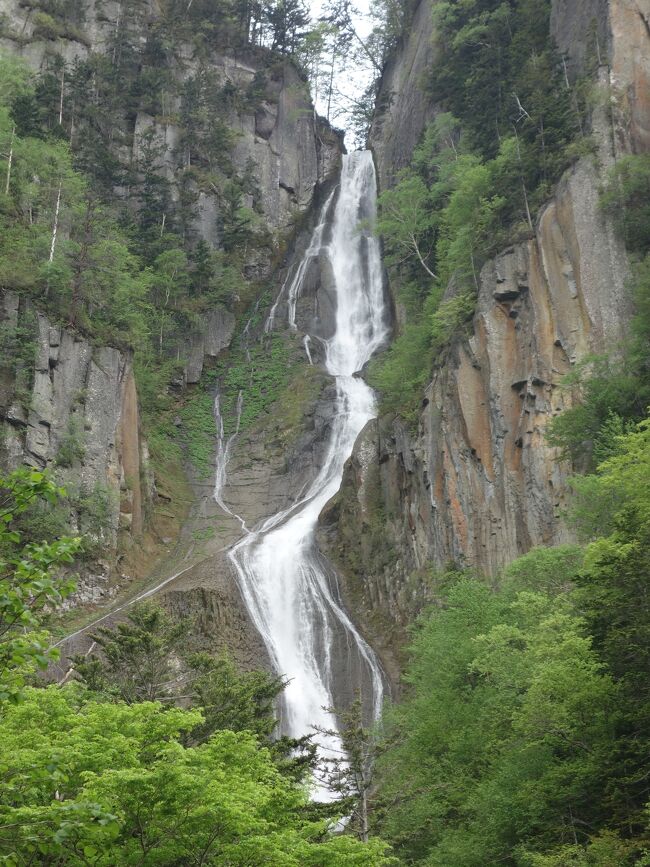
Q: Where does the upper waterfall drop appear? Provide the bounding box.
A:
[227,150,389,795]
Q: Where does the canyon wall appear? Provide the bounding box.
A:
[320,0,649,674]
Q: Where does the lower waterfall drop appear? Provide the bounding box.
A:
[228,150,389,795]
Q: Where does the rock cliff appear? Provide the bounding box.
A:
[552,0,650,153]
[320,0,649,673]
[0,0,340,234]
[0,289,148,561]
[368,0,437,191]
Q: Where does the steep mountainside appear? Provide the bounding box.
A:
[0,0,341,612]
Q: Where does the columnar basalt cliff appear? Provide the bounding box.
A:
[0,290,147,544]
[319,0,650,669]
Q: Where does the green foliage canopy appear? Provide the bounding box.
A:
[0,686,392,864]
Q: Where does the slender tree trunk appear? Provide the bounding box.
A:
[562,55,570,89]
[5,125,14,196]
[411,234,437,280]
[512,126,534,233]
[49,182,63,263]
[58,68,65,125]
[326,47,336,121]
[359,781,369,843]
[70,201,92,326]
[470,249,479,292]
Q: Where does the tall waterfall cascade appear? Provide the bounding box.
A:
[225,151,389,791]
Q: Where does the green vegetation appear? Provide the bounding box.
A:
[370,0,592,420]
[179,390,218,479]
[0,468,80,702]
[177,334,295,477]
[218,334,293,435]
[71,604,286,736]
[55,418,86,468]
[0,688,391,864]
[372,416,650,864]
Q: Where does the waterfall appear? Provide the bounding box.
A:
[213,390,247,532]
[265,189,336,333]
[228,151,389,795]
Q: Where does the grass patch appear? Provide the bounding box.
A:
[216,334,294,437]
[178,390,217,479]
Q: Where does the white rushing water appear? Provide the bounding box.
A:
[213,390,248,532]
[265,189,336,333]
[228,151,388,794]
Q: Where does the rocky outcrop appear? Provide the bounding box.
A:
[161,575,271,672]
[550,0,611,77]
[0,0,341,237]
[608,0,650,153]
[0,291,149,550]
[185,306,236,385]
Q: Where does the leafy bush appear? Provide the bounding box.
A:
[547,232,650,469]
[31,10,63,39]
[55,417,86,467]
[0,468,80,702]
[179,389,217,478]
[368,321,432,421]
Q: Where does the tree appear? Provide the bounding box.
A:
[568,418,650,831]
[377,172,439,281]
[373,571,617,865]
[266,0,310,55]
[315,695,378,842]
[0,468,81,703]
[600,153,650,256]
[73,603,288,744]
[0,686,393,864]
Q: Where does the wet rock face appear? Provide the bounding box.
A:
[0,291,148,549]
[369,0,437,191]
